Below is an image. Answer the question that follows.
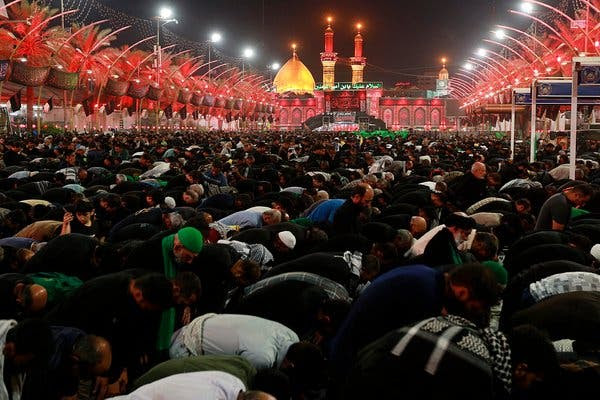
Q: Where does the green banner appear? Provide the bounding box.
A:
[353,130,409,139]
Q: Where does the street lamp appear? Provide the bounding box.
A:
[208,31,222,79]
[476,48,487,57]
[267,62,280,88]
[493,29,506,40]
[242,47,254,77]
[243,47,255,59]
[159,6,173,19]
[520,1,534,14]
[154,5,178,134]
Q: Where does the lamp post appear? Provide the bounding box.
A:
[154,6,178,134]
[268,62,280,88]
[242,47,254,78]
[208,32,222,79]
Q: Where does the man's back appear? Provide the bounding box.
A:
[330,265,444,377]
[218,210,262,229]
[184,314,299,369]
[535,192,569,230]
[24,234,98,279]
[115,371,245,400]
[307,199,345,224]
[132,355,255,390]
[46,272,131,337]
[332,200,362,235]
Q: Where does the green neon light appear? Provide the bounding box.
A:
[315,82,383,90]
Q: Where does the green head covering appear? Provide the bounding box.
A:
[482,260,508,286]
[177,227,204,253]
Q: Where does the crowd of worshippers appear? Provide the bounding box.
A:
[0,129,599,399]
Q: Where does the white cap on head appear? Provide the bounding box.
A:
[591,243,600,261]
[278,231,296,250]
[164,196,176,209]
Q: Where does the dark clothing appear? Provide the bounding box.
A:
[422,228,463,267]
[22,326,85,400]
[24,234,100,281]
[226,280,330,338]
[503,231,569,268]
[123,235,166,274]
[331,200,365,236]
[449,172,487,208]
[181,244,239,314]
[499,260,596,330]
[230,228,272,247]
[108,208,164,242]
[0,273,32,319]
[45,271,161,374]
[511,291,600,347]
[535,192,571,230]
[507,244,588,276]
[329,265,444,378]
[347,320,495,400]
[68,218,96,236]
[110,223,161,243]
[3,150,26,167]
[264,252,355,291]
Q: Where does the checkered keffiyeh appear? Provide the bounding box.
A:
[243,272,351,302]
[395,315,512,395]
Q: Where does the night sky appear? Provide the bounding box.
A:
[102,0,531,86]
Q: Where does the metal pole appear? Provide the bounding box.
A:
[61,0,64,30]
[585,4,590,55]
[570,61,579,180]
[156,19,160,134]
[511,90,516,160]
[208,43,211,79]
[530,80,537,163]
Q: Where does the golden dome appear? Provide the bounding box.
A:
[273,51,315,94]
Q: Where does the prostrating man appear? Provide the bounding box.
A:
[329,264,500,381]
[226,271,351,338]
[449,161,488,208]
[22,328,112,400]
[535,184,594,231]
[124,226,204,353]
[124,226,204,274]
[331,184,374,235]
[217,208,281,230]
[1,318,53,400]
[0,273,47,319]
[46,272,174,392]
[112,371,275,400]
[422,213,475,267]
[132,355,255,391]
[23,234,111,281]
[169,313,299,370]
